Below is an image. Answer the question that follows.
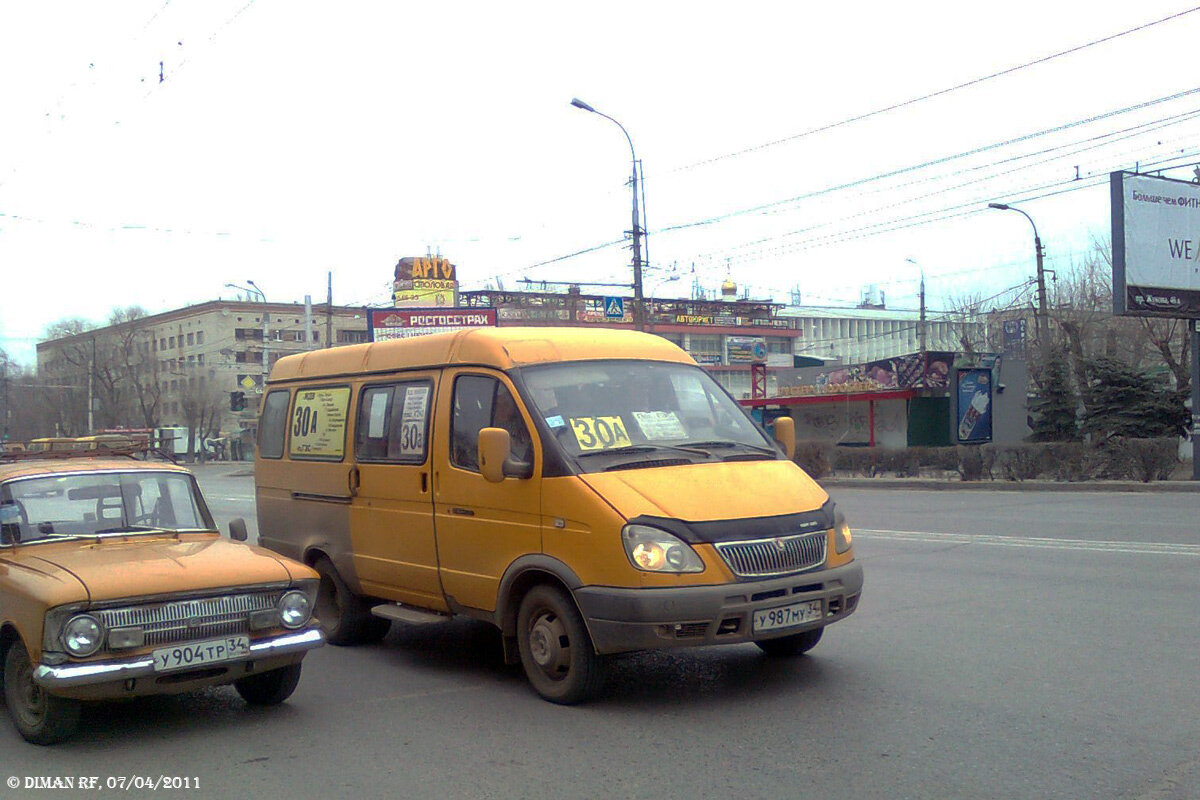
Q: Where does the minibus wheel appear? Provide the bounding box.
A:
[516,585,605,704]
[755,627,823,657]
[313,557,389,646]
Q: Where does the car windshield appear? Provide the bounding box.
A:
[0,471,214,544]
[521,359,776,471]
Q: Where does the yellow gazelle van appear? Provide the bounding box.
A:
[255,327,862,703]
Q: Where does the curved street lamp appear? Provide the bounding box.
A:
[571,98,646,330]
[988,203,1049,350]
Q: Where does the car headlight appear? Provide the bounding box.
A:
[621,525,705,573]
[61,615,103,657]
[278,589,313,629]
[833,510,853,554]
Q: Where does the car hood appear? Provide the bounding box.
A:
[578,459,828,522]
[22,534,298,603]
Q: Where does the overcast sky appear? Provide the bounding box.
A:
[3,1,1200,365]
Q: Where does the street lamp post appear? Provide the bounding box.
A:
[570,97,646,331]
[226,280,270,391]
[988,203,1050,351]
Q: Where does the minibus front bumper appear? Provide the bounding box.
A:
[573,561,863,654]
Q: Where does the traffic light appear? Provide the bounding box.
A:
[230,391,246,412]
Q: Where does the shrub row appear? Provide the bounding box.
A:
[794,437,1180,483]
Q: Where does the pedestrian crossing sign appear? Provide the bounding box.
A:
[603,297,624,319]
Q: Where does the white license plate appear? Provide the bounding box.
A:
[753,600,823,633]
[153,636,250,672]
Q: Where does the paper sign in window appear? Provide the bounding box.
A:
[633,411,686,441]
[290,387,350,459]
[569,416,632,451]
[398,385,430,456]
[367,391,389,439]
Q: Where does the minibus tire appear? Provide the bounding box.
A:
[4,641,81,745]
[313,556,387,645]
[516,585,604,704]
[755,627,823,657]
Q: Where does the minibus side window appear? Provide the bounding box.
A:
[355,382,432,464]
[451,376,531,472]
[258,390,291,459]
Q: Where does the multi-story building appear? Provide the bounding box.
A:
[36,301,370,448]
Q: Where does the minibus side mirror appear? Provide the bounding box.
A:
[772,416,796,461]
[229,517,249,542]
[479,427,534,482]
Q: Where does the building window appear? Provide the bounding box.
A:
[160,338,167,350]
[196,331,204,345]
[197,354,204,366]
[186,333,194,346]
[688,334,721,355]
[766,336,791,354]
[169,336,176,348]
[337,330,370,344]
[187,355,195,366]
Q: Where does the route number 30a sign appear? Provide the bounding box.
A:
[289,387,350,459]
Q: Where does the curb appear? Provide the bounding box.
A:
[819,477,1200,493]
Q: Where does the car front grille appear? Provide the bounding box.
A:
[95,591,282,650]
[715,531,827,578]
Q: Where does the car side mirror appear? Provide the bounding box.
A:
[772,416,796,461]
[478,427,534,482]
[229,517,249,542]
[478,428,511,483]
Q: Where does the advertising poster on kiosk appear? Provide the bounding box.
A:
[956,368,993,444]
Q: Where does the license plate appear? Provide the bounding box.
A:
[153,636,250,672]
[753,600,823,633]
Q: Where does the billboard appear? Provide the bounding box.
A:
[1111,171,1200,319]
[956,368,993,444]
[394,256,459,308]
[368,308,496,341]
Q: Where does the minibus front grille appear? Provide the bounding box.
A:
[95,591,282,650]
[715,531,827,578]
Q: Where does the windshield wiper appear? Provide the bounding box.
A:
[92,525,159,535]
[576,443,714,459]
[678,440,777,455]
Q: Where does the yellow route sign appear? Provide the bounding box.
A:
[289,387,350,459]
[569,416,632,451]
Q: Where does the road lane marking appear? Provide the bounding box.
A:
[856,529,1200,556]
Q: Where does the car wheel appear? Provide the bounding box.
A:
[755,626,823,657]
[3,642,81,745]
[516,585,605,704]
[234,663,303,705]
[313,556,388,645]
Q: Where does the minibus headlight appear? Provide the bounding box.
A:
[621,525,704,573]
[833,510,853,555]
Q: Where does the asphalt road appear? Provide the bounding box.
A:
[0,469,1196,800]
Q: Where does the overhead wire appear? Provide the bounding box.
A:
[671,6,1200,173]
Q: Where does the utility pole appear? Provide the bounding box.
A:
[88,335,95,433]
[325,271,333,349]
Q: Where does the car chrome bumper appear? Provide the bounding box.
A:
[32,627,325,690]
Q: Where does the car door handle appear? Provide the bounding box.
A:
[450,507,474,517]
[348,465,360,497]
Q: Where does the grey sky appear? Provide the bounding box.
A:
[3,1,1199,365]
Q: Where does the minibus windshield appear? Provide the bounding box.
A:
[521,359,776,468]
